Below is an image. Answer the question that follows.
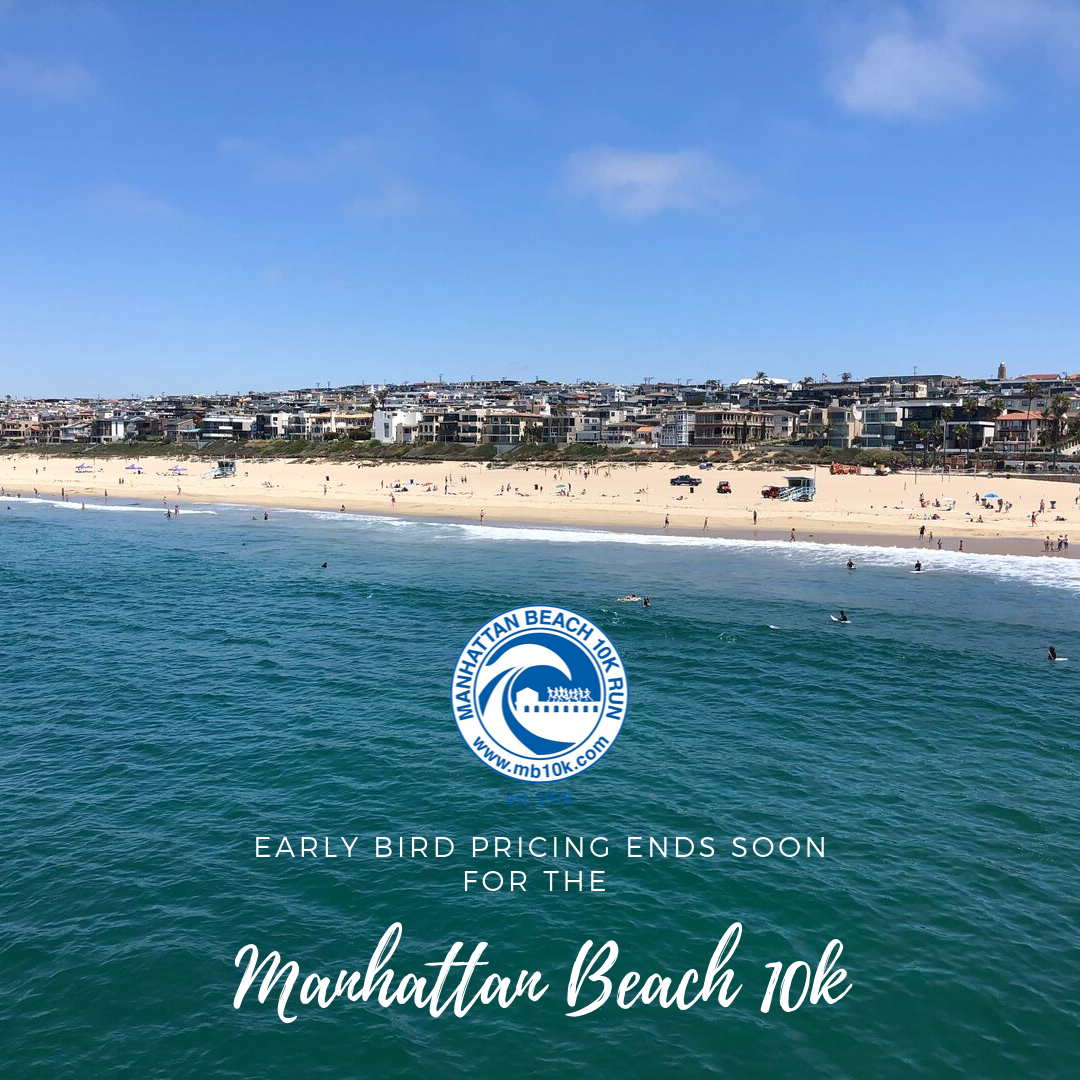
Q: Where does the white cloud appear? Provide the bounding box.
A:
[0,53,93,101]
[831,0,1080,119]
[834,33,988,118]
[92,184,176,219]
[562,147,748,219]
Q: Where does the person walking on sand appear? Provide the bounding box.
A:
[480,509,485,524]
[790,528,796,542]
[664,514,670,530]
[703,517,708,531]
[753,510,758,525]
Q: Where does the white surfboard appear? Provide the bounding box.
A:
[830,616,851,624]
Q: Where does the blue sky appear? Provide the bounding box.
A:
[1,0,1078,396]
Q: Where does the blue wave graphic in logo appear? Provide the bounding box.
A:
[476,632,602,757]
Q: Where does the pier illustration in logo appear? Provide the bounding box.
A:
[453,606,628,780]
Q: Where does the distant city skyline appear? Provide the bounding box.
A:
[2,1,1078,397]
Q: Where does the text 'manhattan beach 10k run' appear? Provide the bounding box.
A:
[452,606,628,781]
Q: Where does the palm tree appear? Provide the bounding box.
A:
[522,422,545,446]
[1022,381,1040,471]
[954,423,971,468]
[962,395,979,418]
[802,375,815,388]
[939,407,953,470]
[930,422,944,469]
[1046,393,1071,469]
[754,370,767,382]
[840,372,852,383]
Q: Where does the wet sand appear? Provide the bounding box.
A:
[5,453,1079,558]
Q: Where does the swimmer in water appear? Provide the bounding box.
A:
[1048,645,1057,661]
[846,559,855,570]
[617,593,640,602]
[320,562,327,569]
[643,596,651,608]
[915,561,922,572]
[838,609,849,623]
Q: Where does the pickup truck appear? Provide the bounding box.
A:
[670,474,702,487]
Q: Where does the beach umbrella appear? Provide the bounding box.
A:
[76,463,92,472]
[983,492,999,499]
[125,463,143,472]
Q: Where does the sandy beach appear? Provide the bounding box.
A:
[5,453,1079,556]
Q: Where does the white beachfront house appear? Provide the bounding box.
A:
[372,408,423,444]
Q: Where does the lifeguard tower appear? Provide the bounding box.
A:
[780,475,816,502]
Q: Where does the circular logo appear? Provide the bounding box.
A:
[452,606,628,781]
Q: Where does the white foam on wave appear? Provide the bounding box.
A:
[216,505,1080,592]
[10,497,217,515]
[269,507,417,528]
[443,522,1080,594]
[20,491,1072,593]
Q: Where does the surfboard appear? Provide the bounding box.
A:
[910,570,926,574]
[1052,657,1069,662]
[830,616,850,624]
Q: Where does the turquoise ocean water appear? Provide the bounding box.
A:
[2,497,1079,1078]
